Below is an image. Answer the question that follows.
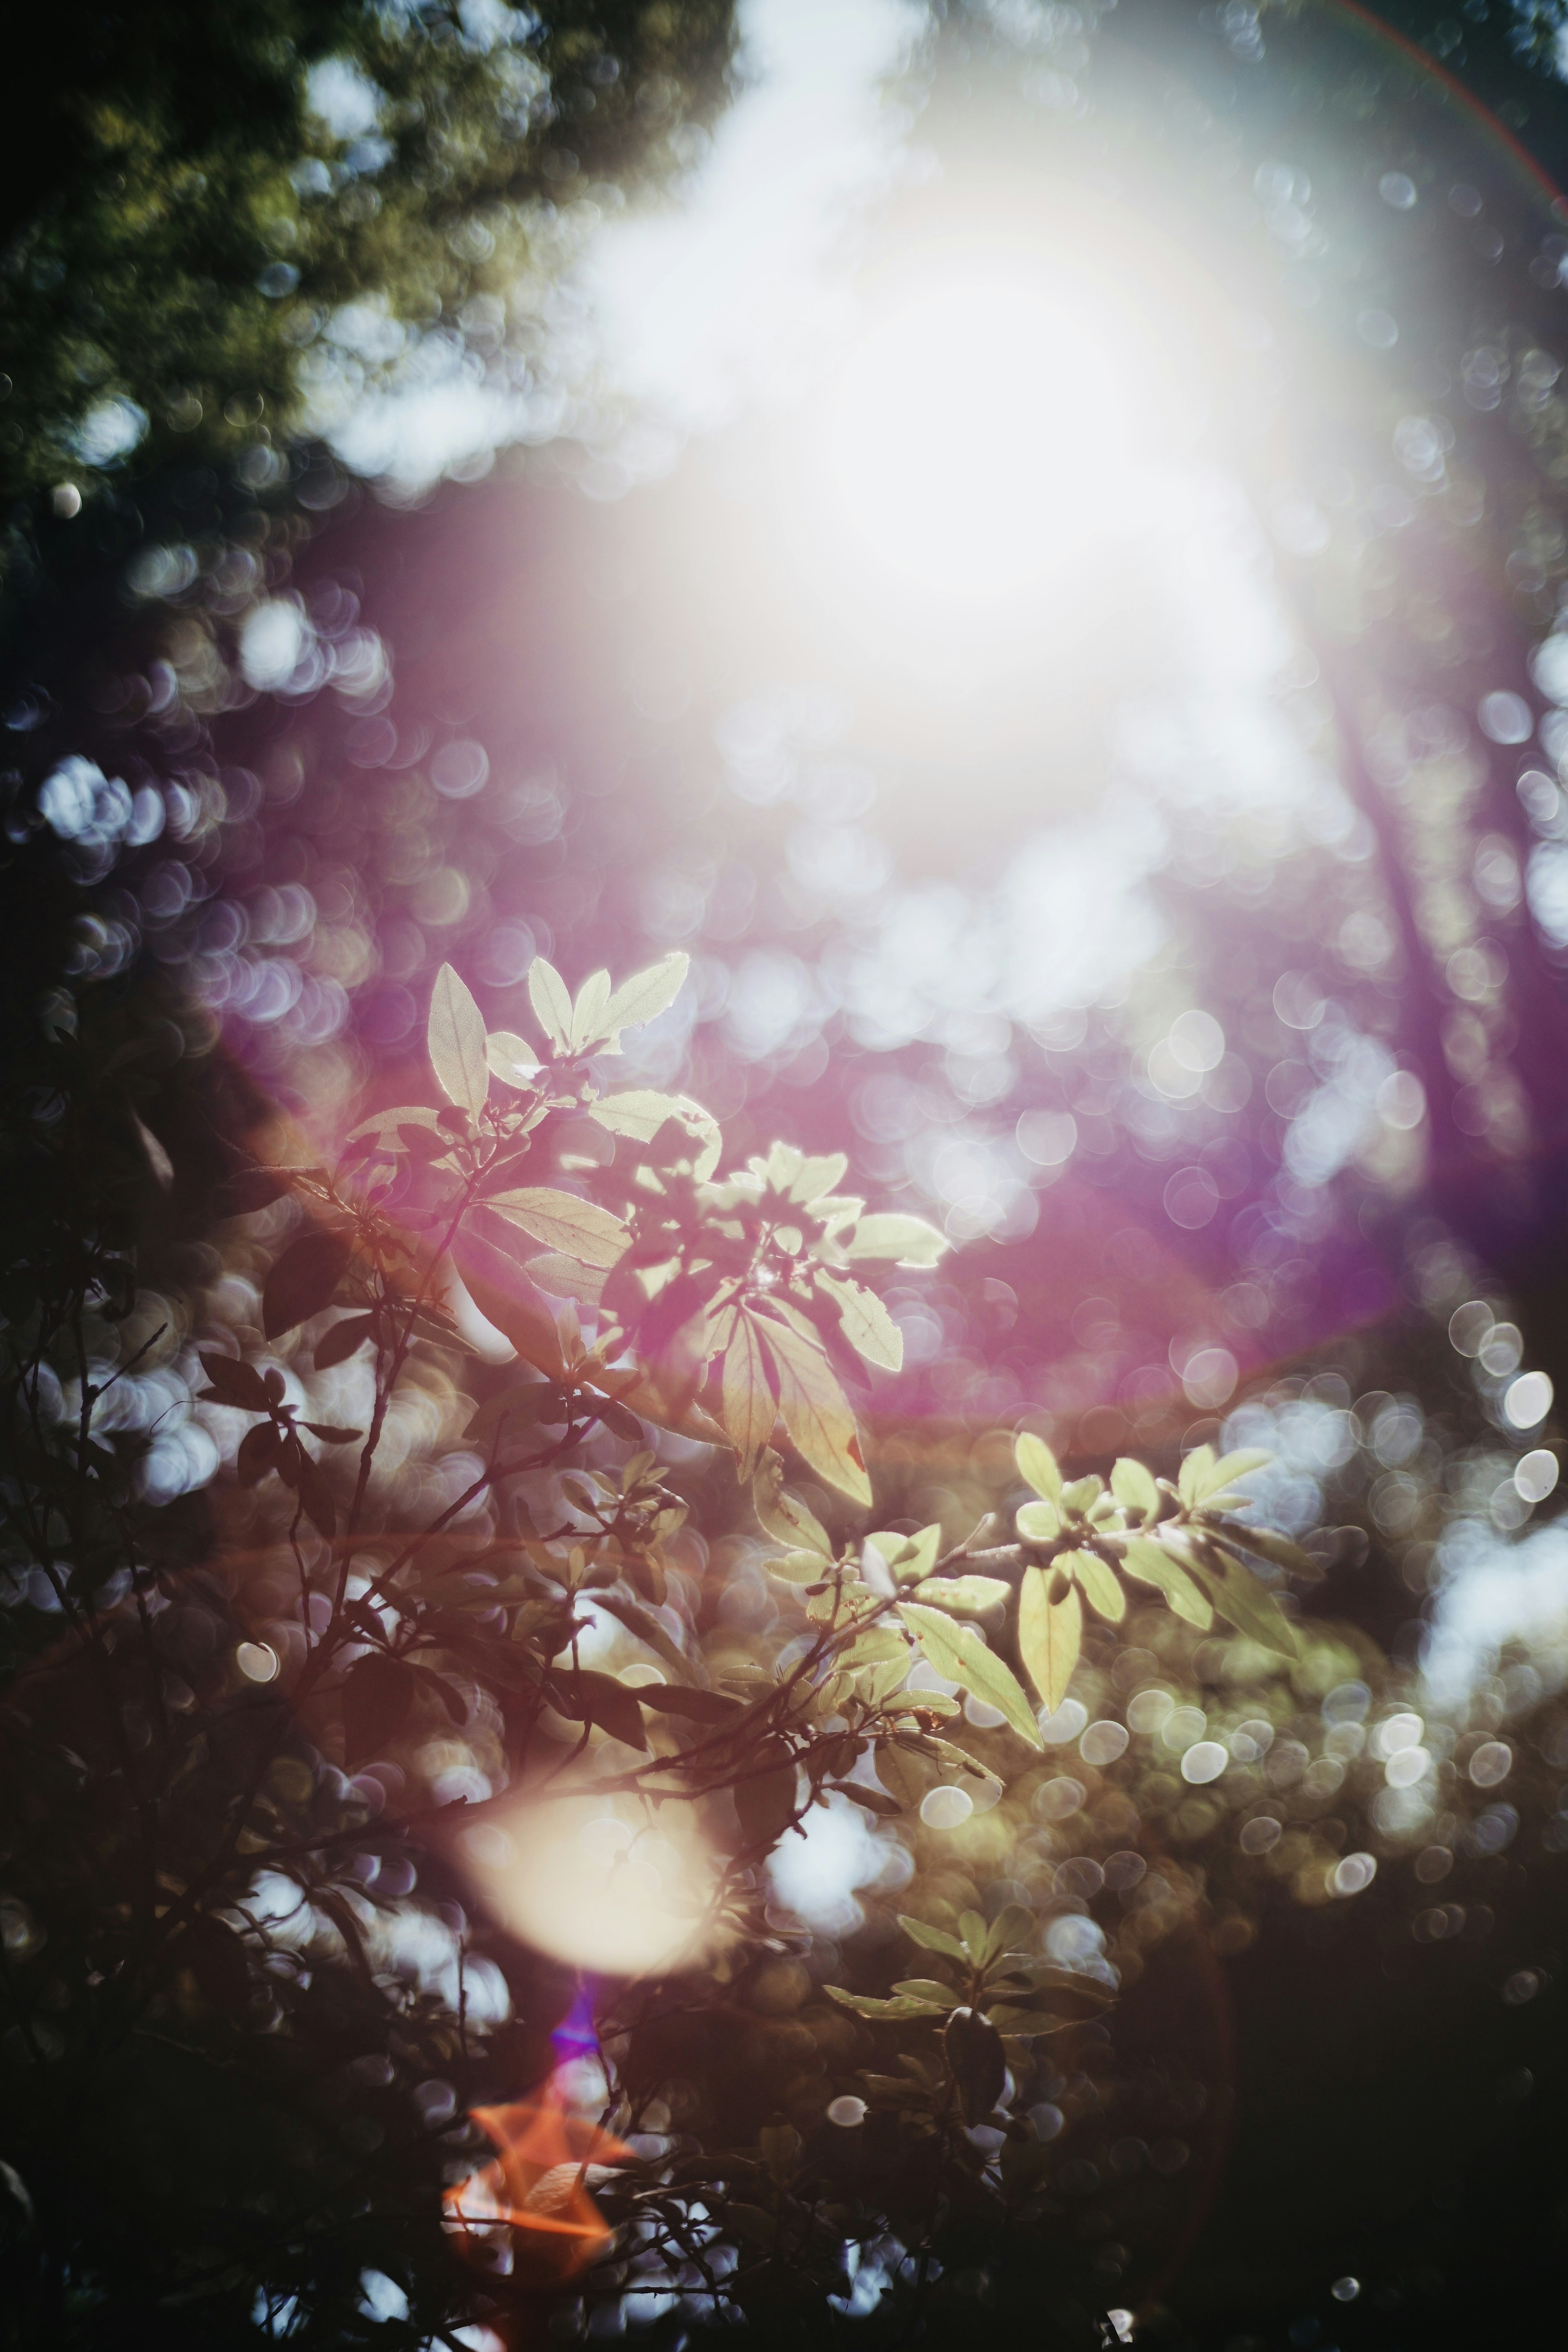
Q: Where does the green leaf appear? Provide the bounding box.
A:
[589,1088,715,1155]
[893,1978,956,2005]
[262,1229,352,1339]
[1016,1498,1061,1544]
[528,957,574,1053]
[734,1740,800,1854]
[601,951,690,1038]
[755,1308,872,1506]
[898,1914,967,1961]
[719,1306,778,1479]
[1110,1457,1160,1521]
[1120,1537,1214,1630]
[428,964,489,1119]
[867,1524,942,1585]
[897,1604,1042,1748]
[486,1029,541,1089]
[1207,1447,1273,1495]
[1177,1443,1217,1508]
[1015,1432,1063,1505]
[1175,1534,1300,1657]
[842,1212,949,1267]
[1018,1564,1080,1713]
[814,1269,903,1372]
[909,1575,1011,1615]
[485,1187,629,1269]
[1225,1523,1319,1577]
[1061,1546,1126,1624]
[753,1450,833,1556]
[984,2007,1076,2037]
[826,1988,945,2020]
[765,1549,833,1586]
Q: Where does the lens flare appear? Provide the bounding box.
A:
[457,1796,720,1976]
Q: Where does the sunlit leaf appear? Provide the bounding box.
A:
[897,1603,1041,1747]
[428,963,489,1119]
[754,1310,871,1506]
[1177,1443,1217,1508]
[814,1268,903,1372]
[788,1151,849,1204]
[909,1575,1011,1615]
[1110,1456,1160,1521]
[719,1306,778,1479]
[1018,1564,1080,1713]
[588,1087,717,1160]
[1173,1533,1300,1657]
[570,967,613,1052]
[898,1913,968,1961]
[528,957,574,1053]
[485,1186,629,1269]
[1227,1523,1319,1577]
[1015,1431,1063,1505]
[601,950,690,1037]
[1206,1447,1273,1495]
[842,1211,949,1267]
[826,1988,945,2019]
[1016,1498,1060,1544]
[753,1447,833,1556]
[1061,1546,1126,1624]
[486,1029,542,1089]
[1120,1536,1214,1630]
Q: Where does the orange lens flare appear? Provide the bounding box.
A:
[443,2076,631,2290]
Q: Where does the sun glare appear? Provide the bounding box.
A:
[820,256,1143,613]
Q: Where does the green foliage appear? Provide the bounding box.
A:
[0,0,737,537]
[0,947,1325,2341]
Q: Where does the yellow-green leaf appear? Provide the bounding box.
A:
[1018,1564,1080,1713]
[753,1450,833,1556]
[720,1307,778,1479]
[1015,1432,1063,1505]
[428,964,488,1118]
[815,1267,903,1373]
[1016,1498,1060,1544]
[1110,1457,1160,1521]
[1061,1547,1126,1624]
[485,1187,629,1268]
[1173,1533,1300,1657]
[570,968,613,1052]
[897,1604,1042,1748]
[909,1575,1011,1615]
[1120,1536,1214,1630]
[1207,1447,1273,1494]
[755,1309,872,1506]
[1177,1443,1217,1508]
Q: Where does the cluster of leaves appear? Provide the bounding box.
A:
[0,0,736,544]
[0,948,1317,2345]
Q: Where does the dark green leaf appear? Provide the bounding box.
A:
[944,2005,1006,2124]
[551,1667,650,1751]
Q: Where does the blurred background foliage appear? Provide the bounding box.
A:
[15,0,1568,2347]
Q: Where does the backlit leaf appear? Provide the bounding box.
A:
[842,1212,949,1267]
[720,1307,777,1479]
[815,1268,903,1372]
[755,1310,872,1506]
[826,1988,946,2019]
[1177,1443,1217,1508]
[1016,1498,1061,1544]
[528,957,574,1053]
[570,967,613,1051]
[753,1448,833,1556]
[485,1187,629,1269]
[1061,1546,1126,1624]
[428,963,489,1119]
[1110,1456,1160,1521]
[1174,1533,1300,1657]
[1206,1447,1273,1495]
[601,950,690,1036]
[485,1029,541,1089]
[898,1913,967,1960]
[1018,1564,1081,1713]
[909,1575,1011,1615]
[898,1604,1042,1748]
[1120,1537,1214,1630]
[1015,1432,1063,1505]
